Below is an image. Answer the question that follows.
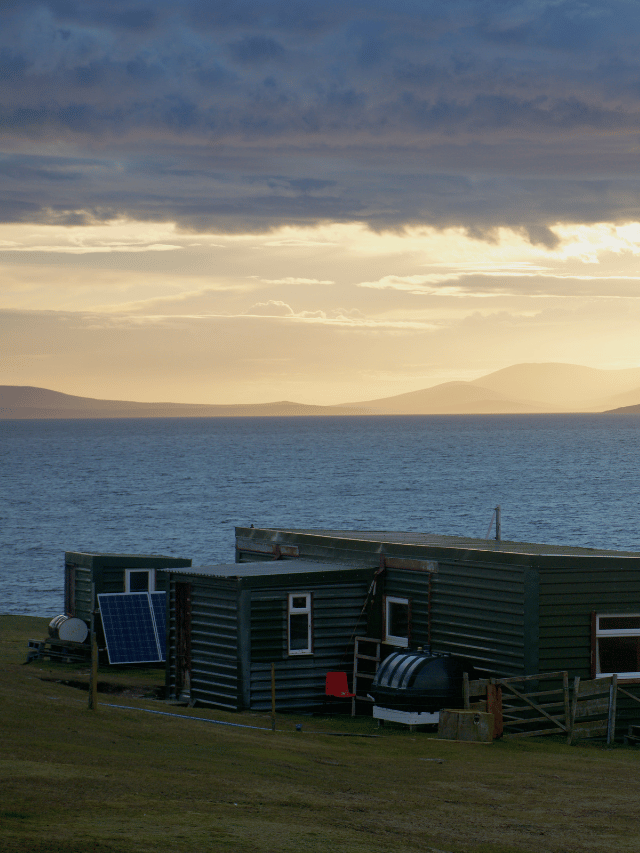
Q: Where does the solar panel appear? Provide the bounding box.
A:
[98,592,166,665]
[150,591,167,657]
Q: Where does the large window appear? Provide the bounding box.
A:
[125,569,156,593]
[384,595,410,647]
[595,613,640,678]
[287,593,312,655]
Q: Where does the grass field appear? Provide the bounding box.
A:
[3,615,640,853]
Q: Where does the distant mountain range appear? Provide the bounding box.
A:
[3,362,640,418]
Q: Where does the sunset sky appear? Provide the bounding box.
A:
[3,0,640,405]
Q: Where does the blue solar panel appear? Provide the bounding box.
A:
[98,592,166,665]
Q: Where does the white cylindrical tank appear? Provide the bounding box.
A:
[48,615,89,643]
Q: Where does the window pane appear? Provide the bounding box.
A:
[291,596,307,610]
[599,636,640,673]
[389,601,409,638]
[289,613,309,650]
[600,616,640,631]
[129,571,149,592]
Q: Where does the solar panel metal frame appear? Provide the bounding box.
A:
[150,591,168,659]
[98,592,166,665]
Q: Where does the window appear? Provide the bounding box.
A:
[125,569,156,593]
[287,593,312,655]
[384,595,410,647]
[595,613,640,679]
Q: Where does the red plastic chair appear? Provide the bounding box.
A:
[325,671,355,698]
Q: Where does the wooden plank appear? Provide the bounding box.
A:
[503,715,565,727]
[496,671,568,685]
[383,557,438,573]
[572,721,608,736]
[569,675,616,744]
[573,697,610,718]
[575,679,613,697]
[505,727,571,738]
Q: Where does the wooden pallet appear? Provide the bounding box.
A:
[27,638,91,664]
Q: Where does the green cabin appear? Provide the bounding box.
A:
[235,527,640,685]
[163,526,640,715]
[64,550,192,624]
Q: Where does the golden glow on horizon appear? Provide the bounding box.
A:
[3,218,640,405]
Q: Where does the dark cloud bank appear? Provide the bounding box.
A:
[3,0,640,233]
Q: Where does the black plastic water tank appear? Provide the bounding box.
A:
[371,648,469,712]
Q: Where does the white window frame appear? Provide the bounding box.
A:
[384,595,410,647]
[287,592,312,656]
[595,613,640,679]
[124,569,156,593]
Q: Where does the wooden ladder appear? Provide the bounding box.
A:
[351,636,381,716]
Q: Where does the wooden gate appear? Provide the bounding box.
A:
[493,671,571,740]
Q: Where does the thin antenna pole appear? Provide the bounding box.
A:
[485,509,496,539]
[495,505,501,541]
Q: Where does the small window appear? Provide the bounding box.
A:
[384,595,410,647]
[595,613,640,679]
[125,569,156,593]
[288,593,312,655]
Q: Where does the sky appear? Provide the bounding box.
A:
[3,0,640,405]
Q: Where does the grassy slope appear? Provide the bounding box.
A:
[2,615,640,853]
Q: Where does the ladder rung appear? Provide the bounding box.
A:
[355,653,380,661]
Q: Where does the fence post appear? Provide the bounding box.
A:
[88,634,98,711]
[607,674,618,744]
[271,662,276,732]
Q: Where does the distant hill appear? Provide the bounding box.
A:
[468,363,640,411]
[603,403,640,414]
[0,386,365,419]
[343,363,640,414]
[340,381,547,415]
[3,363,640,418]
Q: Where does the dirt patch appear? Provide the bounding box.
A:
[38,676,165,699]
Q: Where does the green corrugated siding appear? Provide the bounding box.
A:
[249,580,370,711]
[250,597,286,662]
[102,566,126,593]
[539,566,640,678]
[64,552,191,605]
[189,581,239,710]
[430,561,527,676]
[539,565,640,734]
[384,568,430,647]
[73,567,92,623]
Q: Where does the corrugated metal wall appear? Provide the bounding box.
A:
[383,568,430,648]
[538,562,640,734]
[429,560,528,677]
[189,579,239,710]
[66,564,92,621]
[248,580,370,711]
[167,576,240,710]
[101,565,127,593]
[538,564,640,677]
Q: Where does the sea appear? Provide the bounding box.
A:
[2,413,639,617]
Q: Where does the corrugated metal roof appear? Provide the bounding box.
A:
[250,528,640,558]
[166,559,362,579]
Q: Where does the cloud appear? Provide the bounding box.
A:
[244,299,294,316]
[258,277,334,285]
[4,1,640,231]
[2,242,181,254]
[357,267,640,299]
